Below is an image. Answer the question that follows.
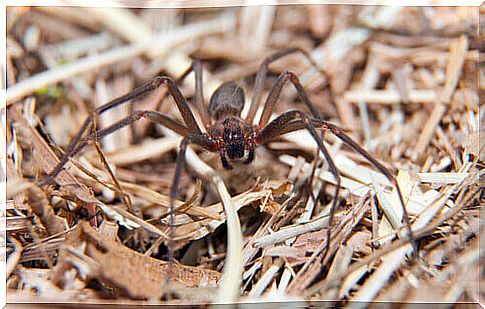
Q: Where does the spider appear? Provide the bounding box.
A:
[40,47,415,258]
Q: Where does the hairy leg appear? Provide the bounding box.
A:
[260,110,341,259]
[177,60,211,129]
[261,114,416,250]
[168,135,216,264]
[246,47,328,124]
[40,76,201,186]
[258,70,320,127]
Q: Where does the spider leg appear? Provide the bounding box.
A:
[257,70,341,256]
[260,111,341,259]
[313,119,416,250]
[177,60,211,129]
[255,66,328,210]
[91,111,190,140]
[40,110,190,186]
[261,113,416,252]
[40,76,202,186]
[258,70,320,127]
[246,47,328,124]
[169,135,216,262]
[219,148,233,169]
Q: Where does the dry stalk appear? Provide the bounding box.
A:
[412,35,469,161]
[184,145,243,304]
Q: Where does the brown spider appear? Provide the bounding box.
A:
[40,48,415,258]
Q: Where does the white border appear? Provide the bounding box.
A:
[4,0,484,7]
[2,0,482,307]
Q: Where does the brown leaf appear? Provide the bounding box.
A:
[53,221,221,299]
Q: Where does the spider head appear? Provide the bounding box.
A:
[222,117,245,160]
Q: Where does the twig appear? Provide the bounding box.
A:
[344,89,438,104]
[253,215,331,248]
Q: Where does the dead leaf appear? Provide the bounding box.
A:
[53,222,221,299]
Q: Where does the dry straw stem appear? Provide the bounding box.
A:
[105,137,180,165]
[304,169,478,299]
[247,258,283,297]
[36,7,102,32]
[320,244,354,300]
[184,146,243,305]
[417,172,470,184]
[86,7,155,52]
[239,4,276,54]
[280,154,371,198]
[6,12,234,105]
[412,35,469,162]
[253,214,331,248]
[19,228,74,263]
[355,55,379,149]
[344,89,438,104]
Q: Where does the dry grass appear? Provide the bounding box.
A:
[5,4,483,306]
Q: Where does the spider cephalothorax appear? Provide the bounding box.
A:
[205,82,259,168]
[221,117,245,159]
[206,115,257,168]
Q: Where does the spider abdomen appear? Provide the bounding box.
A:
[209,82,245,120]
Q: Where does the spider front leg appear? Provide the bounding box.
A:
[177,60,211,129]
[45,110,190,179]
[260,112,417,254]
[40,75,202,186]
[313,119,416,247]
[218,148,233,169]
[255,70,341,258]
[169,135,216,261]
[246,47,328,124]
[260,110,341,259]
[258,70,320,127]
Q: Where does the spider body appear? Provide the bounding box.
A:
[205,82,260,168]
[40,47,415,263]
